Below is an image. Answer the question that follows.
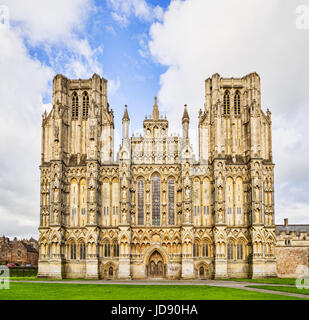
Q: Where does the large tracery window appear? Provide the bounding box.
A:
[223,90,230,115]
[152,174,160,226]
[168,179,175,225]
[82,91,89,117]
[72,92,79,119]
[234,90,241,115]
[137,180,144,225]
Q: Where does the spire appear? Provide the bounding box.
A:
[122,105,130,121]
[153,97,159,121]
[182,104,190,123]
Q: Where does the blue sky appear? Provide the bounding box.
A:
[0,0,309,238]
[26,0,170,137]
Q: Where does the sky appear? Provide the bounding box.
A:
[0,0,309,239]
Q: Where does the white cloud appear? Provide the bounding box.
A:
[0,26,52,239]
[1,0,92,44]
[61,39,104,78]
[137,32,150,58]
[0,0,102,239]
[111,11,129,27]
[153,5,164,21]
[106,25,117,36]
[148,0,309,223]
[108,0,163,26]
[108,77,121,96]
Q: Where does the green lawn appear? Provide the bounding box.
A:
[224,278,297,285]
[248,285,309,296]
[10,277,297,285]
[0,282,305,300]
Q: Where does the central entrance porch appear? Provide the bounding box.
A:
[147,250,166,279]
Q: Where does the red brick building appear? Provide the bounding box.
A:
[0,236,39,266]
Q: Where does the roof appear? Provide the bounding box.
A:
[22,243,38,253]
[275,225,309,236]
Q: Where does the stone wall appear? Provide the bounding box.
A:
[276,246,309,278]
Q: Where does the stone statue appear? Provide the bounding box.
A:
[122,189,127,202]
[90,125,95,140]
[185,186,190,200]
[218,186,223,201]
[54,126,59,141]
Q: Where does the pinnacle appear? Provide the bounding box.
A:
[122,105,130,121]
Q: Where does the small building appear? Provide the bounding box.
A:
[0,236,39,266]
[275,219,309,278]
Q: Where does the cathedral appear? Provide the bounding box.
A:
[38,72,277,280]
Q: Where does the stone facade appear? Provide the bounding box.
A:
[0,236,38,266]
[38,72,277,279]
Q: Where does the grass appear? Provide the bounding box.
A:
[223,278,297,285]
[0,282,306,300]
[9,277,39,281]
[10,277,297,285]
[248,285,309,296]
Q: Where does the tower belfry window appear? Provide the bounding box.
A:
[223,90,230,115]
[72,92,79,119]
[234,90,241,115]
[82,92,89,117]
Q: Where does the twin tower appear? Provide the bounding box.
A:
[38,72,276,280]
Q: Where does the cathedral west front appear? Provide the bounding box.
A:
[38,72,277,279]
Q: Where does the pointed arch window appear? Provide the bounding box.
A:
[152,174,160,226]
[82,91,89,117]
[137,180,144,225]
[168,179,175,225]
[113,242,119,257]
[223,90,230,115]
[227,242,234,260]
[237,242,244,260]
[72,92,79,119]
[70,243,76,259]
[234,90,241,115]
[202,242,210,257]
[79,243,86,260]
[104,241,111,257]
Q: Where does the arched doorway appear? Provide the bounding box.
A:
[147,250,165,279]
[102,264,116,280]
[109,267,113,278]
[198,264,210,279]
